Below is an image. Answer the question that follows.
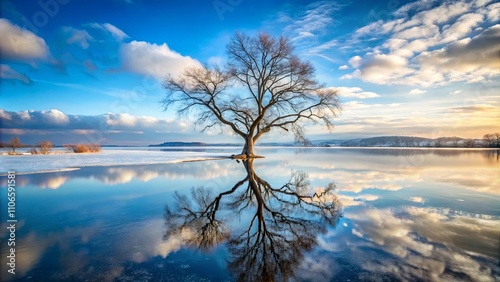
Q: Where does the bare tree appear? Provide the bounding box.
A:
[9,137,21,153]
[38,141,53,154]
[483,134,494,147]
[495,132,500,148]
[162,32,341,158]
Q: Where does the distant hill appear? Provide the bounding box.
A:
[326,136,484,148]
[150,142,209,147]
[149,136,488,148]
[339,136,432,147]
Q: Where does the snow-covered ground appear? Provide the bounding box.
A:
[0,147,234,174]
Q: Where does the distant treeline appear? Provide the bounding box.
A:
[336,134,500,148]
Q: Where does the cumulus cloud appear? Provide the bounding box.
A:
[348,54,413,84]
[346,1,500,86]
[348,55,362,68]
[120,41,201,79]
[329,87,380,99]
[1,109,69,127]
[43,109,70,125]
[0,64,31,84]
[0,18,49,61]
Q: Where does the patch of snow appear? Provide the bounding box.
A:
[0,148,228,174]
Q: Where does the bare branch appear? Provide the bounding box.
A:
[161,32,342,156]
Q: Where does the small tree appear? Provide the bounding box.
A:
[38,141,53,154]
[483,134,494,147]
[162,32,341,158]
[495,133,500,148]
[9,137,21,152]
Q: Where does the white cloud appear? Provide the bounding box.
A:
[394,24,440,40]
[103,23,128,40]
[42,109,69,125]
[340,69,360,80]
[307,39,338,54]
[483,2,500,22]
[91,23,128,41]
[409,197,425,203]
[418,25,500,74]
[287,2,337,41]
[0,109,191,142]
[441,13,484,43]
[120,41,201,79]
[0,19,49,61]
[329,87,380,99]
[0,64,31,84]
[356,54,413,84]
[348,55,362,68]
[355,194,379,201]
[338,65,349,70]
[61,27,94,49]
[105,113,137,127]
[0,109,12,120]
[393,0,437,17]
[383,38,407,51]
[409,88,427,95]
[346,1,500,86]
[449,90,462,95]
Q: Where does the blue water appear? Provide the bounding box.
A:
[1,148,499,281]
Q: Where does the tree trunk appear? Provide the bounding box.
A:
[241,136,255,157]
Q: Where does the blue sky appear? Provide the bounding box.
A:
[1,0,499,145]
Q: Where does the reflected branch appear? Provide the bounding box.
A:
[164,177,248,252]
[164,159,343,281]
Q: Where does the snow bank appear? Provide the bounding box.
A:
[0,148,229,174]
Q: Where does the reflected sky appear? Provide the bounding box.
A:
[0,148,498,281]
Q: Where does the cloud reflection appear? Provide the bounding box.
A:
[317,207,500,281]
[0,161,239,189]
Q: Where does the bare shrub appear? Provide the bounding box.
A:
[38,141,53,154]
[64,143,101,153]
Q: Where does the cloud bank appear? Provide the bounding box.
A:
[0,109,191,145]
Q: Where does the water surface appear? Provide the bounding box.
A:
[1,148,499,281]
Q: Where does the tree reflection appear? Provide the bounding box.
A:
[164,159,342,281]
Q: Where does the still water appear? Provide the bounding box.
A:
[1,148,499,281]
